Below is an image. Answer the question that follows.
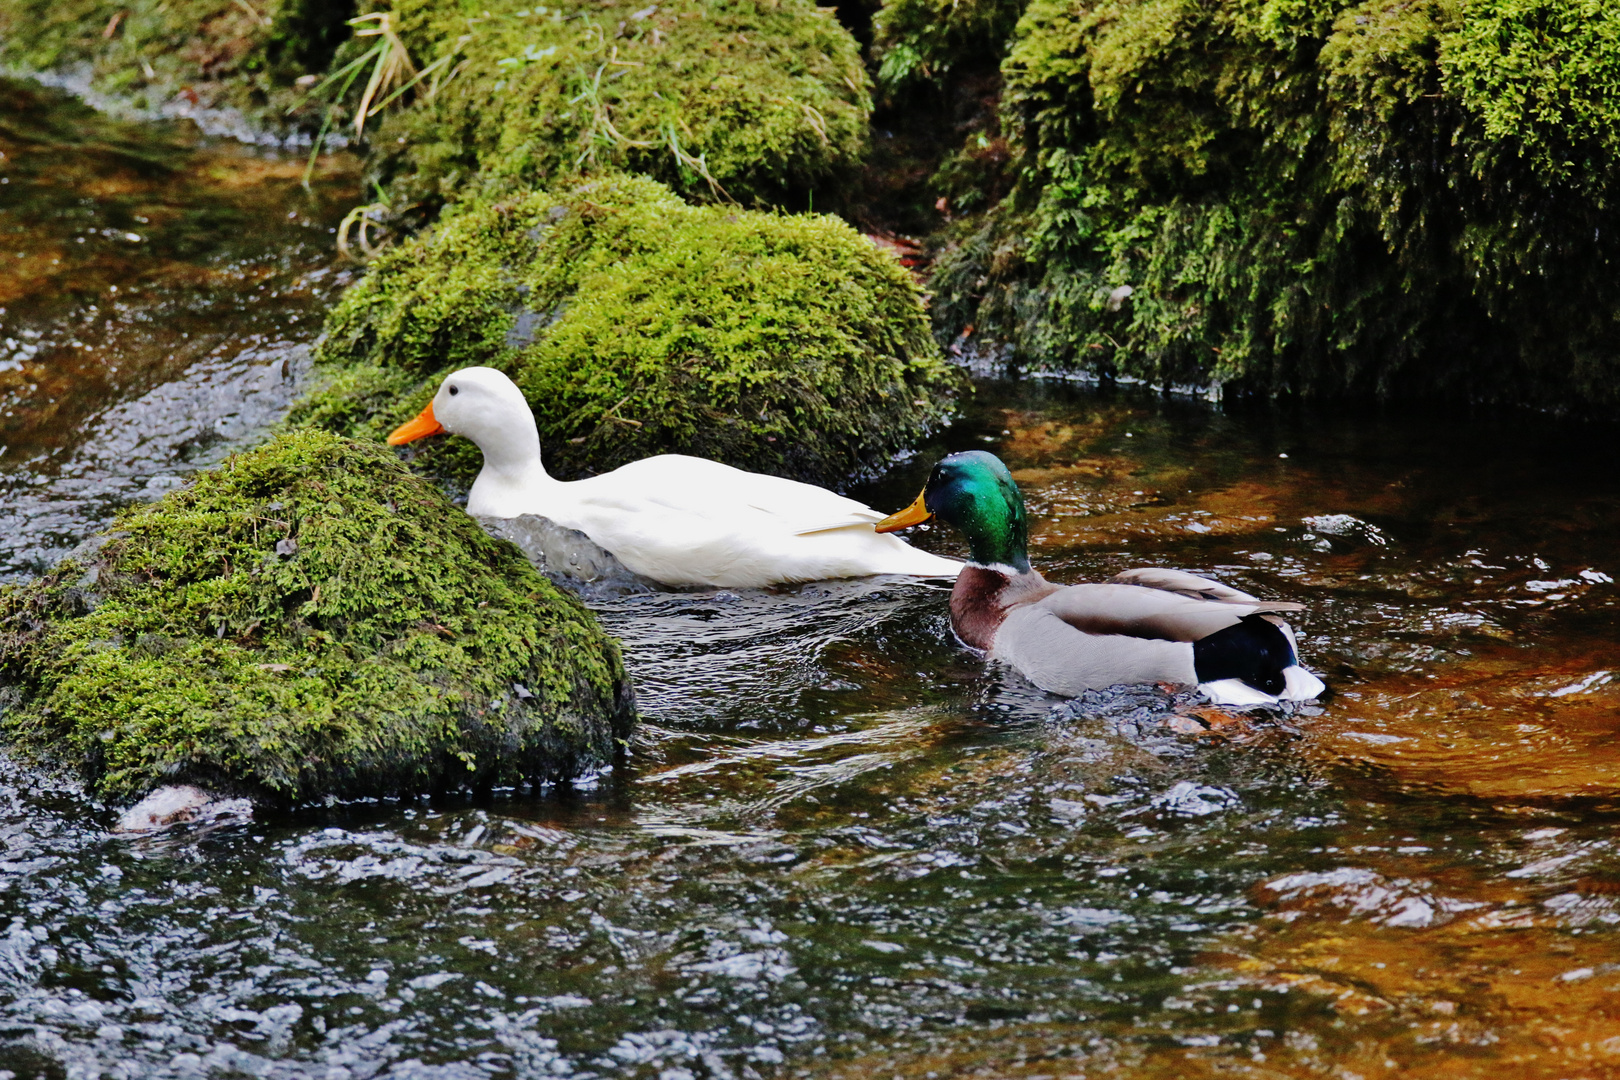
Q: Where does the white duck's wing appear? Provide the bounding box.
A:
[548,454,957,586]
[591,454,885,533]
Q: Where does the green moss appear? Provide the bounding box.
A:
[1441,0,1620,185]
[297,173,963,487]
[930,0,1620,406]
[0,428,634,803]
[871,0,1029,94]
[1,0,866,207]
[0,0,353,132]
[373,0,870,210]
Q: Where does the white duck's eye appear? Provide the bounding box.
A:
[448,385,459,396]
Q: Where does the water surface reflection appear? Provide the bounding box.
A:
[0,77,357,578]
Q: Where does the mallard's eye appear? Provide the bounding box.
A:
[448,385,459,396]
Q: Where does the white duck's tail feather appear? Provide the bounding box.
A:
[793,517,884,536]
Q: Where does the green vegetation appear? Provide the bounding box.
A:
[298,173,963,487]
[0,0,869,208]
[929,0,1620,406]
[0,0,352,131]
[872,0,1027,94]
[0,429,633,803]
[373,0,870,211]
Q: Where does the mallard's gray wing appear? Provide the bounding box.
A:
[991,604,1198,696]
[989,583,1256,696]
[1110,567,1304,610]
[1035,582,1302,643]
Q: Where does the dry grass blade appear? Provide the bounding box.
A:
[351,11,417,137]
[336,202,390,260]
[662,122,732,202]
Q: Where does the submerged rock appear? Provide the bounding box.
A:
[0,429,635,804]
[114,784,254,833]
[1048,681,1316,739]
[475,514,658,594]
[297,174,963,488]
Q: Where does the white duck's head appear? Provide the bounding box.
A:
[387,366,543,473]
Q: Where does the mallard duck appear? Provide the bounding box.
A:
[386,367,962,588]
[876,451,1326,705]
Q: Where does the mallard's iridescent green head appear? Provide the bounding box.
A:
[876,451,1030,572]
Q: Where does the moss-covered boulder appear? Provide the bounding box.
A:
[0,429,634,804]
[297,173,963,488]
[375,0,870,210]
[930,0,1620,407]
[0,0,350,133]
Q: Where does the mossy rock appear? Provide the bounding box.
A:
[374,0,870,210]
[0,429,634,804]
[296,173,964,488]
[0,0,352,134]
[931,0,1620,407]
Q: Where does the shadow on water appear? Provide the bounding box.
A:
[4,80,1620,1080]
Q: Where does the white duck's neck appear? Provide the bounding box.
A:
[476,421,548,478]
[464,424,564,516]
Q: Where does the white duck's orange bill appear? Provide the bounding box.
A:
[387,401,444,445]
[875,491,932,533]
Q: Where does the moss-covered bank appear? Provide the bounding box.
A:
[297,174,963,488]
[0,0,351,135]
[0,429,634,803]
[1,0,868,208]
[929,0,1620,407]
[376,0,870,211]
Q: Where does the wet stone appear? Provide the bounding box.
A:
[475,513,658,594]
[1047,682,1305,739]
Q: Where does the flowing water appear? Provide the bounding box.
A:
[3,78,1620,1080]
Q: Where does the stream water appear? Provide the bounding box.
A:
[3,77,1620,1080]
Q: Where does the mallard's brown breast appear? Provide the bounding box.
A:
[949,565,1058,651]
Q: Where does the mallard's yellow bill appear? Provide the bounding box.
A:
[387,401,445,445]
[875,491,932,533]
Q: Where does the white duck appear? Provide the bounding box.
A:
[387,367,962,588]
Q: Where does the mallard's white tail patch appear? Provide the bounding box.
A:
[1199,665,1326,707]
[1198,679,1280,706]
[1282,665,1326,700]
